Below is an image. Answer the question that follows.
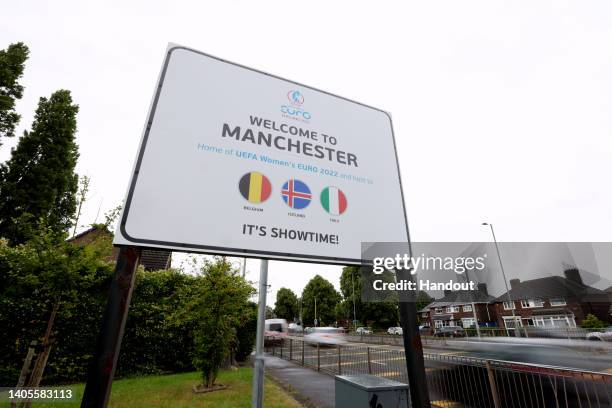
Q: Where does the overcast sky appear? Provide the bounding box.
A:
[2,1,611,305]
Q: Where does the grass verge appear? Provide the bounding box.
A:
[1,368,302,408]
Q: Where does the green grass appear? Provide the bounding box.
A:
[1,368,302,408]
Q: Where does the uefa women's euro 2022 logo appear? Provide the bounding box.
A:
[287,90,304,106]
[282,90,311,121]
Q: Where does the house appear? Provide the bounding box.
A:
[490,268,611,329]
[69,226,172,271]
[420,283,495,330]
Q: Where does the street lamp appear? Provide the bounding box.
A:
[482,222,520,336]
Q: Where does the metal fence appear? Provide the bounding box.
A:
[266,338,612,408]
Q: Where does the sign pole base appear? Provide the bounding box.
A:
[81,246,141,408]
[251,259,268,408]
[396,268,431,408]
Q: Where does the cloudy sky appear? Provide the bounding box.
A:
[2,1,611,304]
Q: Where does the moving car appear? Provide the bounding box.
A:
[304,327,346,345]
[264,319,288,340]
[356,326,373,335]
[388,326,403,335]
[288,323,303,333]
[433,326,466,337]
[586,327,612,341]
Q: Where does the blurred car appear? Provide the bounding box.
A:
[388,326,403,335]
[433,326,466,337]
[356,326,373,335]
[419,325,431,334]
[304,327,346,345]
[586,327,612,341]
[264,319,288,340]
[288,323,303,333]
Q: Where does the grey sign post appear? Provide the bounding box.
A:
[251,259,269,408]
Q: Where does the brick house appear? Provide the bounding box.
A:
[420,283,495,330]
[69,226,172,271]
[490,268,611,329]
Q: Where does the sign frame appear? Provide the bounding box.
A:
[116,44,412,265]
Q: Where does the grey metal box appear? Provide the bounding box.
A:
[335,374,410,407]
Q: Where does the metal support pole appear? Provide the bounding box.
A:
[486,223,520,337]
[471,302,481,338]
[251,259,268,408]
[82,246,141,408]
[396,267,431,408]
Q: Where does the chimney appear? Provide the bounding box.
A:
[509,279,520,289]
[564,268,583,286]
[443,289,452,297]
[477,283,488,295]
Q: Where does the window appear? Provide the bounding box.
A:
[503,301,516,310]
[422,312,429,318]
[434,320,443,328]
[520,299,544,308]
[463,304,473,312]
[461,318,476,328]
[549,297,566,306]
[446,306,459,313]
[435,307,443,315]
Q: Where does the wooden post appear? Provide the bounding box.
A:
[81,246,141,408]
[367,347,372,374]
[485,361,502,408]
[338,346,342,375]
[317,343,320,372]
[289,339,292,361]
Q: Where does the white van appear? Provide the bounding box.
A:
[265,319,288,340]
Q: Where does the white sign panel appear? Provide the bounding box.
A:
[115,44,409,264]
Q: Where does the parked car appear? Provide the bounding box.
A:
[304,327,346,345]
[433,326,466,337]
[356,326,373,335]
[419,325,431,334]
[586,327,612,341]
[387,326,403,335]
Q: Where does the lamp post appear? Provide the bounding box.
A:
[482,222,520,337]
[314,296,318,327]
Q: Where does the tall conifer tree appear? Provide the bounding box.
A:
[0,42,29,144]
[0,90,79,244]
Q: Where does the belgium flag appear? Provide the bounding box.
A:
[239,172,272,204]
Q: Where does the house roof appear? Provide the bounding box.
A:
[422,290,494,311]
[68,226,171,271]
[492,275,609,303]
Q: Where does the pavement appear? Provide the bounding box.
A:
[264,355,334,408]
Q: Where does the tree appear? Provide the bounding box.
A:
[72,175,91,237]
[0,90,79,244]
[0,223,113,387]
[171,258,254,389]
[340,266,432,330]
[301,275,340,326]
[581,314,605,329]
[274,287,298,321]
[0,42,29,144]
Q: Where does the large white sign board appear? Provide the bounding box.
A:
[114,44,409,264]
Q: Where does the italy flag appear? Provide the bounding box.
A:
[320,186,347,216]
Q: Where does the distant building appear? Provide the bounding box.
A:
[490,268,611,329]
[69,226,172,271]
[420,283,495,330]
